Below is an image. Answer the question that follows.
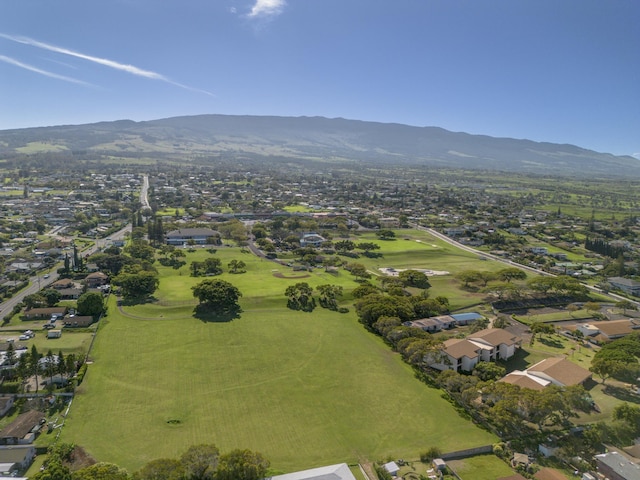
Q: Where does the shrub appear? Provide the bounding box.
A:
[420,446,442,463]
[338,307,349,314]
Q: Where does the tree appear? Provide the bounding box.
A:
[590,357,626,384]
[355,242,380,256]
[473,361,506,381]
[29,345,40,393]
[192,279,242,314]
[113,271,159,300]
[316,284,343,310]
[23,293,46,309]
[345,262,371,281]
[215,449,270,480]
[616,300,637,316]
[398,269,431,289]
[31,460,72,480]
[76,292,105,319]
[497,267,527,282]
[180,444,219,480]
[124,239,155,263]
[584,301,602,317]
[41,289,61,307]
[134,458,184,480]
[456,270,481,288]
[72,462,130,480]
[228,259,247,274]
[285,282,315,312]
[334,240,355,253]
[376,229,396,240]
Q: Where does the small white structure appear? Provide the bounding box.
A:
[383,461,400,477]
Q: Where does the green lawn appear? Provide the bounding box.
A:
[61,243,497,473]
[447,455,514,480]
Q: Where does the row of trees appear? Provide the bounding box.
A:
[34,443,269,480]
[190,258,246,277]
[3,344,80,393]
[284,282,344,312]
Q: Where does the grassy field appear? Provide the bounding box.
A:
[61,238,497,473]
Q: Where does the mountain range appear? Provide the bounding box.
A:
[0,114,637,177]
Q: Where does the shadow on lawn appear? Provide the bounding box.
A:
[119,296,158,306]
[603,384,640,405]
[193,305,242,323]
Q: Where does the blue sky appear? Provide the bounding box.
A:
[0,0,638,157]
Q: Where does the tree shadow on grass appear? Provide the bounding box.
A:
[120,296,158,306]
[505,348,533,373]
[603,384,640,405]
[193,305,242,323]
[538,335,564,349]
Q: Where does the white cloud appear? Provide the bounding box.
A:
[0,33,213,96]
[248,0,286,18]
[0,54,90,85]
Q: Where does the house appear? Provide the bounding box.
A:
[501,357,591,390]
[0,397,14,418]
[63,315,94,328]
[57,287,83,300]
[608,277,640,297]
[84,271,108,287]
[51,278,74,290]
[450,312,483,326]
[527,357,592,387]
[430,339,481,372]
[266,463,356,480]
[299,233,326,247]
[0,410,45,445]
[165,228,220,245]
[467,328,522,362]
[0,445,36,474]
[22,307,66,320]
[405,315,456,333]
[595,451,640,480]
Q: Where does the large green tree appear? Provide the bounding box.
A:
[76,292,105,319]
[192,279,242,313]
[180,444,219,480]
[215,449,270,480]
[113,271,159,300]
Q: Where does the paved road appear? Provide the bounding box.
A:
[140,174,150,210]
[0,223,131,320]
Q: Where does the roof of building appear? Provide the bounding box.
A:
[450,312,483,322]
[591,319,637,338]
[469,328,521,347]
[528,357,591,386]
[266,463,356,480]
[500,371,549,391]
[165,228,219,237]
[23,307,66,315]
[85,272,108,279]
[443,339,480,359]
[596,452,640,480]
[608,276,640,287]
[0,445,34,464]
[0,410,45,440]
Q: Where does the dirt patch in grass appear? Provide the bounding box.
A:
[272,272,311,279]
[67,445,97,471]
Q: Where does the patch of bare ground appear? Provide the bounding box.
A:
[272,272,311,279]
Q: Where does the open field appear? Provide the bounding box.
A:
[61,240,497,472]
